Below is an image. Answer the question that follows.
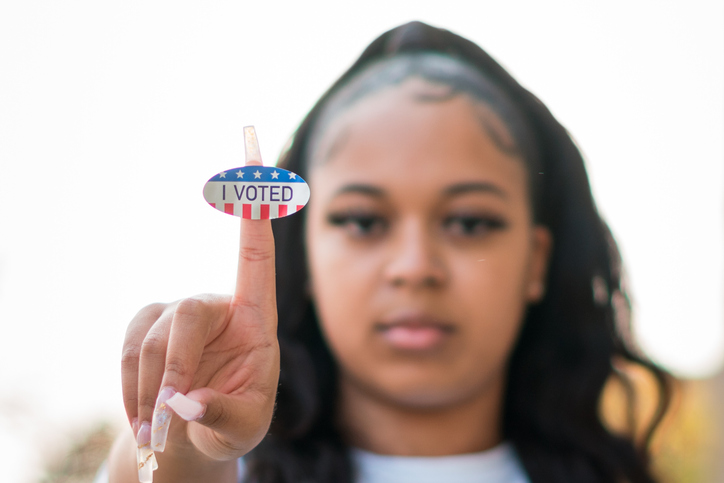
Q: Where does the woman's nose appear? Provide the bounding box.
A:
[383,221,447,289]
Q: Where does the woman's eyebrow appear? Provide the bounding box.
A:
[444,182,508,199]
[333,184,385,198]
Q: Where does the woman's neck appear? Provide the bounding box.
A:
[335,375,505,456]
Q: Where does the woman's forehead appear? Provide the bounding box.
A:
[312,79,522,169]
[307,84,530,206]
[306,53,538,171]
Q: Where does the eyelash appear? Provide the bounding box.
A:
[442,214,507,237]
[328,212,387,238]
[327,212,507,238]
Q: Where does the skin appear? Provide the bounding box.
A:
[306,78,551,455]
[110,157,279,483]
[108,77,551,482]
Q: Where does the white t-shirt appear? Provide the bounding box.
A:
[94,442,530,483]
[351,443,529,483]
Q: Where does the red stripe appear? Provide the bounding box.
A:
[296,205,304,212]
[260,205,270,220]
[278,205,288,217]
[209,202,216,208]
[242,204,252,219]
[224,203,234,215]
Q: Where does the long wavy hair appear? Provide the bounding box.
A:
[246,21,671,483]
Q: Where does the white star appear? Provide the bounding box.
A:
[254,170,262,179]
[236,170,244,178]
[218,171,226,178]
[271,171,279,179]
[288,172,296,179]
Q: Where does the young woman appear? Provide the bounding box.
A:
[105,21,671,483]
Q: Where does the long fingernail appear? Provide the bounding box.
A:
[131,417,139,435]
[166,392,206,421]
[244,126,262,164]
[151,386,176,452]
[136,422,154,483]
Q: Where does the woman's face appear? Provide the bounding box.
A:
[305,78,551,410]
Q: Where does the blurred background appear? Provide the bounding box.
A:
[0,1,722,481]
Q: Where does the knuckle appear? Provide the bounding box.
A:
[125,303,168,340]
[174,294,227,328]
[230,297,263,313]
[120,343,142,366]
[140,331,167,357]
[133,302,167,323]
[142,302,168,315]
[164,357,191,380]
[238,246,273,263]
[175,296,209,319]
[124,393,139,405]
[138,394,158,412]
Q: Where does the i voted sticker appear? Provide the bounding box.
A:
[203,165,310,220]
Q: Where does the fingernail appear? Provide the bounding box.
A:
[151,386,176,452]
[244,126,262,164]
[166,392,206,421]
[131,417,139,435]
[136,422,154,483]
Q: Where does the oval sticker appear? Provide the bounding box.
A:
[203,166,310,220]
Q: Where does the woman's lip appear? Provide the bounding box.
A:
[375,314,454,351]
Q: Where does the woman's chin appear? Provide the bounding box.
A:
[358,376,491,411]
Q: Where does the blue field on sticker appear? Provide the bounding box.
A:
[207,166,306,183]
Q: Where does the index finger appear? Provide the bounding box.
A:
[234,126,276,317]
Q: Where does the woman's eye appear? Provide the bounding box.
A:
[328,213,387,238]
[443,215,507,237]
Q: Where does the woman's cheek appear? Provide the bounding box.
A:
[451,236,532,324]
[309,234,379,340]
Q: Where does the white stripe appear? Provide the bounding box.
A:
[251,203,261,220]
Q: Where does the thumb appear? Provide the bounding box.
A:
[165,391,207,422]
[167,387,274,457]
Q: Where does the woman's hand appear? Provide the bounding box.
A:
[111,135,279,482]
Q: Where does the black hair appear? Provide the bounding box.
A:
[246,21,672,483]
[305,52,544,217]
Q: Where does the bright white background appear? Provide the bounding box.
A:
[0,2,722,481]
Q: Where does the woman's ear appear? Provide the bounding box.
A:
[526,225,553,303]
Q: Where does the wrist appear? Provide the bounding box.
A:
[108,428,238,483]
[154,449,237,483]
[153,437,238,482]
